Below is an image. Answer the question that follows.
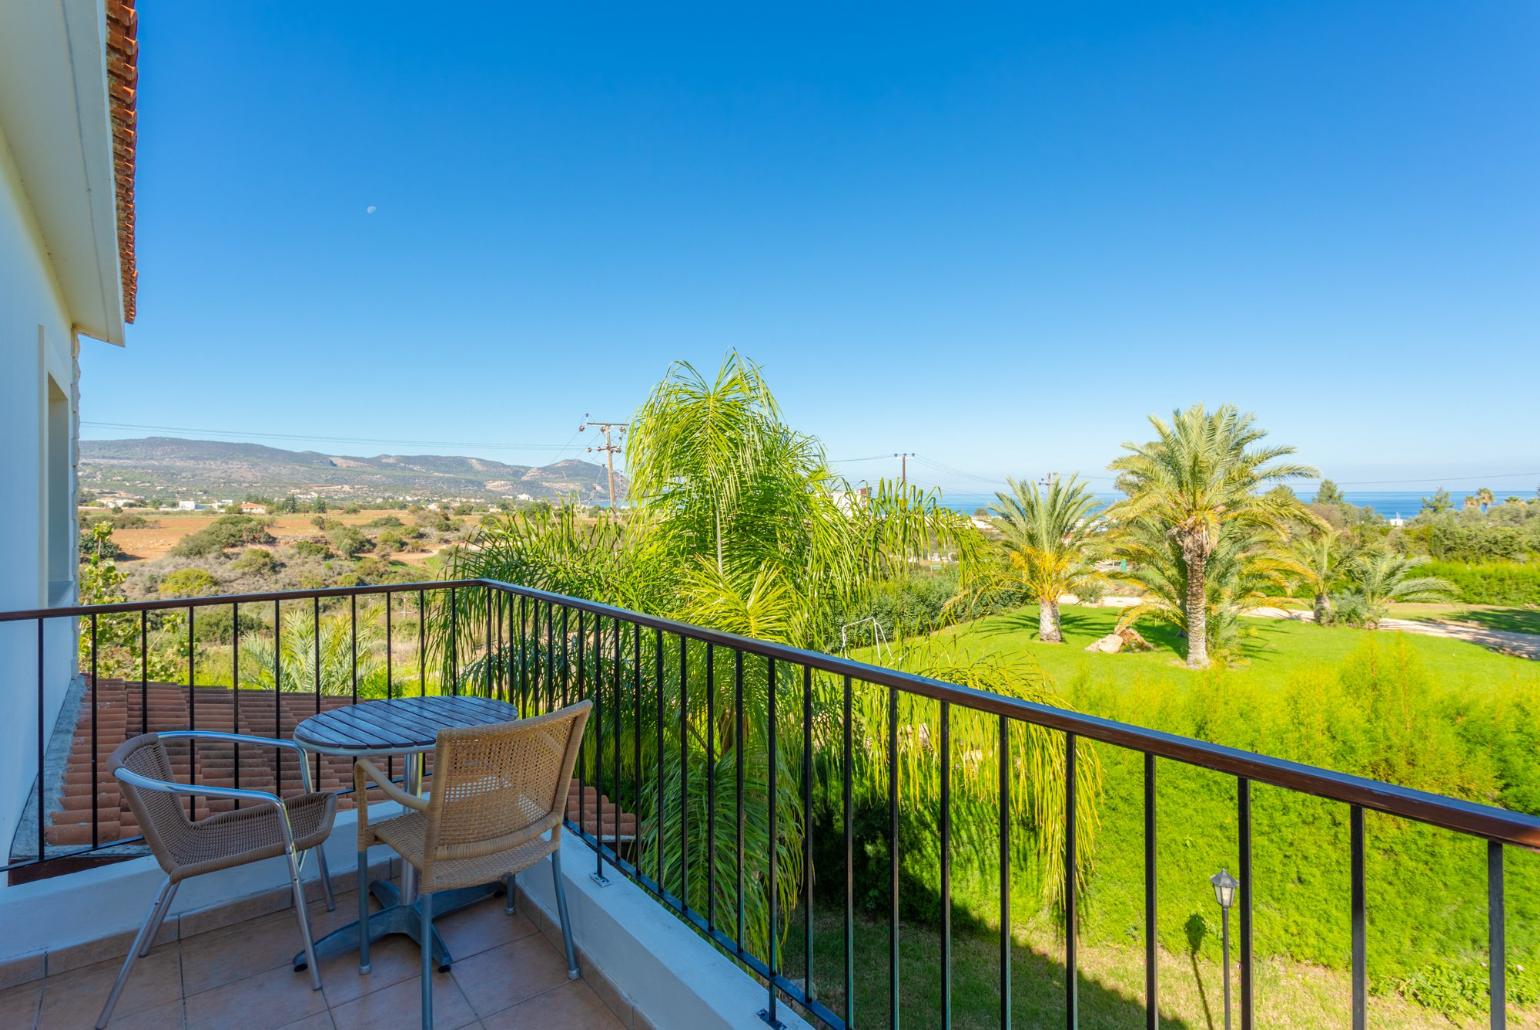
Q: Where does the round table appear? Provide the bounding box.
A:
[290,695,520,972]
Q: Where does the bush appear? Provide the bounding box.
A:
[231,548,279,576]
[158,567,219,598]
[292,538,333,559]
[1423,560,1540,606]
[327,525,372,558]
[366,515,404,528]
[171,515,274,557]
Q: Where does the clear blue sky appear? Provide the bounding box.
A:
[82,1,1539,494]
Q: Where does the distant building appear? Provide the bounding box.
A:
[97,493,143,509]
[240,502,268,515]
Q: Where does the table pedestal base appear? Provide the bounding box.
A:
[293,880,502,973]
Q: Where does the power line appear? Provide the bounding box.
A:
[79,420,576,453]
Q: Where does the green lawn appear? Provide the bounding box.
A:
[831,606,1540,1027]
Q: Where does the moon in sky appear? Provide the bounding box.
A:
[366,205,377,215]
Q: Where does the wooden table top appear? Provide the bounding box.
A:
[292,695,519,755]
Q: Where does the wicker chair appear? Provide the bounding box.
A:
[97,731,339,1029]
[354,701,591,1028]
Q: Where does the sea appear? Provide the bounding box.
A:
[935,490,1513,521]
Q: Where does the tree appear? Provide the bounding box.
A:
[1107,404,1318,668]
[988,476,1101,642]
[1421,489,1454,515]
[1476,487,1495,513]
[1274,525,1343,624]
[1315,479,1345,506]
[1341,550,1454,627]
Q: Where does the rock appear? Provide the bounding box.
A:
[1117,627,1153,652]
[1085,633,1124,654]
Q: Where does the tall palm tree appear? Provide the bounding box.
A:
[989,476,1101,642]
[1107,404,1318,668]
[1476,487,1495,513]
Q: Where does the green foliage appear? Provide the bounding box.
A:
[1107,403,1318,667]
[326,525,372,558]
[231,547,279,576]
[171,514,274,557]
[79,520,123,561]
[1334,550,1454,627]
[983,475,1102,642]
[292,538,333,559]
[1423,560,1540,605]
[239,608,386,695]
[158,567,220,598]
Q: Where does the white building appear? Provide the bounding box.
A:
[0,0,136,862]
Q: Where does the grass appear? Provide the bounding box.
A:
[831,605,1540,1026]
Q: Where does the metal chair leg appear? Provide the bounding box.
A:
[504,872,516,915]
[286,843,322,991]
[96,877,172,1029]
[357,850,372,974]
[315,844,336,912]
[552,851,579,979]
[138,880,179,957]
[419,891,434,1029]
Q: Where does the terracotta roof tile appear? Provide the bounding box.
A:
[39,680,637,862]
[105,0,138,323]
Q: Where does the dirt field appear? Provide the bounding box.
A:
[101,509,443,565]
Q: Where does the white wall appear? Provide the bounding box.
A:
[0,119,82,863]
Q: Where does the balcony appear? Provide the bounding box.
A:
[1,580,1537,1028]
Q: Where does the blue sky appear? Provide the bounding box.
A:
[83,2,1539,494]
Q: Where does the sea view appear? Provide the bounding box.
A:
[936,489,1523,520]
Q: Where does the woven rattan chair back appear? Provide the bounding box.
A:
[422,702,591,867]
[111,733,197,873]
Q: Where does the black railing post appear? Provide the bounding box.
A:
[232,603,241,805]
[1351,804,1365,1030]
[889,683,900,1029]
[1145,752,1157,1030]
[1066,732,1078,1030]
[940,700,952,1028]
[1239,777,1253,1030]
[735,647,746,956]
[764,655,780,1027]
[706,641,717,932]
[90,613,98,849]
[680,634,689,912]
[1491,840,1506,1029]
[845,675,857,1029]
[36,618,45,862]
[1000,715,1012,1030]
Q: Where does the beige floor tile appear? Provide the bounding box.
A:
[329,971,478,1030]
[315,932,428,1007]
[183,964,327,1030]
[480,980,624,1030]
[451,936,570,1019]
[0,981,42,1028]
[105,997,185,1029]
[434,899,537,960]
[181,893,357,996]
[37,946,181,1029]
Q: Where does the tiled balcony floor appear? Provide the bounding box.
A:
[0,887,624,1029]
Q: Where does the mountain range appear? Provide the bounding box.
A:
[80,437,624,503]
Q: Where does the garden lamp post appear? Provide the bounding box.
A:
[1211,868,1239,1030]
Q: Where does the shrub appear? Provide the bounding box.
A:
[327,525,372,558]
[171,515,274,557]
[366,515,404,528]
[1423,560,1540,605]
[158,567,219,598]
[292,538,333,559]
[231,548,279,576]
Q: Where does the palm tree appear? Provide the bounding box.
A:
[1107,404,1318,668]
[1274,525,1343,624]
[989,476,1101,642]
[1476,487,1495,513]
[1345,550,1454,627]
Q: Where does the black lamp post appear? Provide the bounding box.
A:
[1211,868,1239,1030]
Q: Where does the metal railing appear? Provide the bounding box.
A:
[3,578,1536,1029]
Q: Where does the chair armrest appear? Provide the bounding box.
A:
[156,731,320,792]
[355,758,429,812]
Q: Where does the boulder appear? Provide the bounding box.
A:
[1085,633,1124,654]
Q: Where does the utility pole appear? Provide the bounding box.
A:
[579,415,627,512]
[894,452,915,486]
